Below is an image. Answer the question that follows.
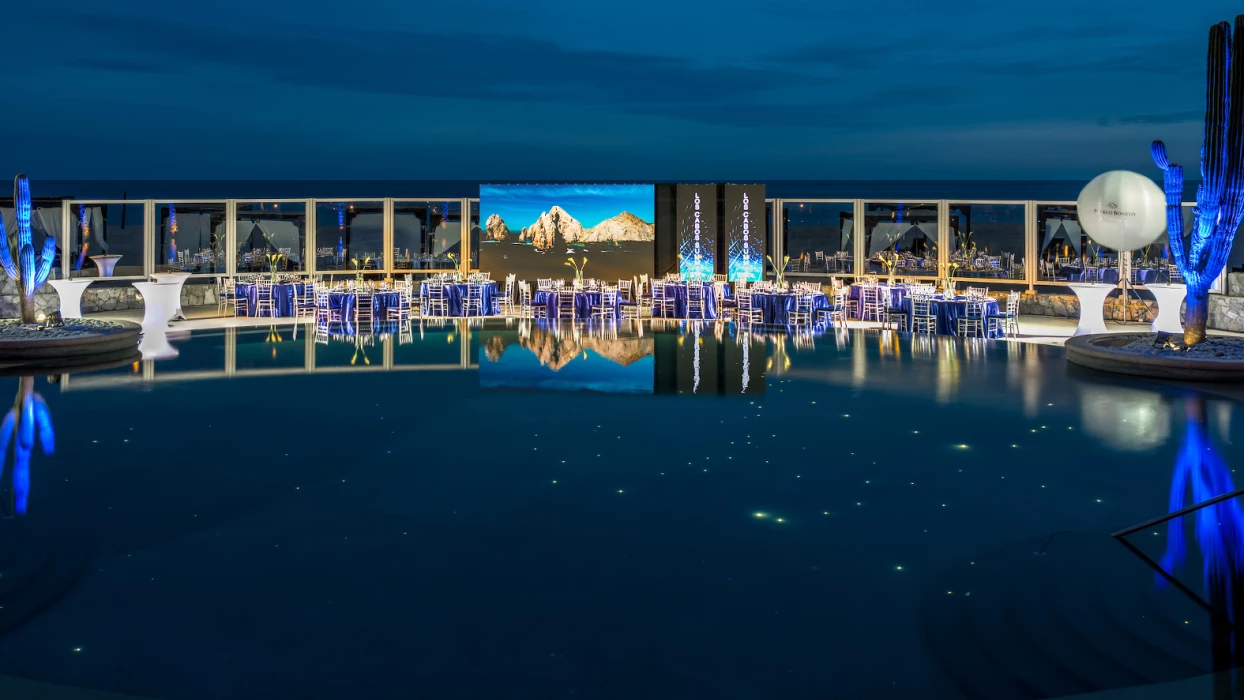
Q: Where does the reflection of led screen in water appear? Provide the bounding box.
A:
[479,184,655,284]
[478,325,654,394]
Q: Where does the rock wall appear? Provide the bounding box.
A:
[1018,292,1160,321]
[0,280,219,318]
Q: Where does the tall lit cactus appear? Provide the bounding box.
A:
[0,175,56,324]
[1152,16,1244,346]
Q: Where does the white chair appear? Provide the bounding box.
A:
[860,286,884,323]
[355,292,374,326]
[255,281,274,317]
[426,284,449,317]
[911,296,937,334]
[987,291,1021,338]
[735,291,762,325]
[956,300,985,338]
[388,284,412,321]
[556,291,577,320]
[591,289,617,321]
[685,283,706,319]
[463,284,484,316]
[788,294,813,326]
[651,282,676,318]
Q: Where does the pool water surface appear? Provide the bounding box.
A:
[0,319,1240,699]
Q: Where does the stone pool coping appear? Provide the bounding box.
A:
[1065,333,1244,381]
[0,319,141,361]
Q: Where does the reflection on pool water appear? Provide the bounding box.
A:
[1,319,1243,699]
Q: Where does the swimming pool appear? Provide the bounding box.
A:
[0,319,1239,699]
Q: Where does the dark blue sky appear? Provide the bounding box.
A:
[2,0,1238,180]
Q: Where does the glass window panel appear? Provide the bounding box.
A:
[393,200,461,271]
[236,201,306,274]
[69,202,145,278]
[782,201,854,277]
[0,197,63,278]
[863,202,938,277]
[1037,204,1119,282]
[313,201,384,272]
[153,202,226,274]
[949,203,1025,281]
[469,200,480,271]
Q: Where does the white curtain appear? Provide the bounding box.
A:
[252,220,302,264]
[841,218,853,252]
[1042,218,1082,256]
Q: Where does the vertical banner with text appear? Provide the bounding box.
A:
[676,185,717,281]
[725,184,765,282]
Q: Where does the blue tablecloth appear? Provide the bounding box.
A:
[533,290,624,321]
[1060,266,1120,284]
[899,296,1002,337]
[751,292,831,325]
[849,284,908,320]
[658,283,719,319]
[1135,268,1173,285]
[328,291,401,322]
[419,282,498,316]
[236,283,306,317]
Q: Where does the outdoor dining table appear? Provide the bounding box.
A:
[533,289,625,321]
[849,284,908,319]
[898,295,1003,338]
[660,282,720,319]
[750,291,831,325]
[1060,266,1121,284]
[235,282,307,317]
[419,281,498,316]
[328,290,401,322]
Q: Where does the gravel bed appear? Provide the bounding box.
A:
[1114,335,1244,359]
[0,319,134,339]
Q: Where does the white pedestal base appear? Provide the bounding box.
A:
[1068,283,1113,337]
[150,272,192,320]
[132,281,182,333]
[47,279,94,318]
[90,255,122,278]
[1147,284,1187,335]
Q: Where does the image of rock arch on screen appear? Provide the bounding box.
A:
[480,184,654,284]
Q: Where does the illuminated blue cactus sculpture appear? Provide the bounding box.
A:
[0,175,56,323]
[1152,16,1244,346]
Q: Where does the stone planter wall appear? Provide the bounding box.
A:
[0,280,220,319]
[1018,292,1160,321]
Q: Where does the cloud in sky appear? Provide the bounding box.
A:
[0,0,1236,179]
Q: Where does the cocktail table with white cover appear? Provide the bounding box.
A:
[47,279,94,318]
[90,254,122,278]
[132,281,183,333]
[1146,283,1187,335]
[1067,283,1113,336]
[151,272,193,320]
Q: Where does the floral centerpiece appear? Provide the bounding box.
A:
[266,252,284,284]
[940,262,959,297]
[766,254,790,288]
[878,251,899,286]
[350,256,371,286]
[565,256,588,289]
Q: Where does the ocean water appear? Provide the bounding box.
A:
[17,179,1204,202]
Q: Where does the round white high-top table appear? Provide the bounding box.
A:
[1068,283,1113,336]
[46,279,94,318]
[131,281,182,333]
[1147,283,1187,334]
[150,272,192,320]
[90,254,122,278]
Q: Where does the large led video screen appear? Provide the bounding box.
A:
[479,184,655,284]
[725,184,765,282]
[676,185,717,281]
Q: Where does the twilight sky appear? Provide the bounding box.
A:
[1,0,1239,180]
